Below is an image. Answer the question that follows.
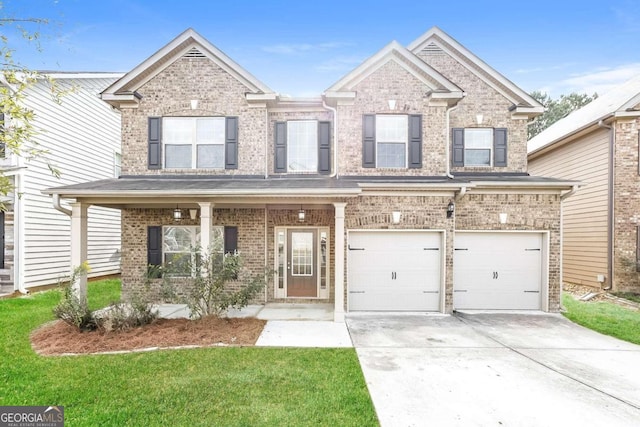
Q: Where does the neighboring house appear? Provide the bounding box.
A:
[528,76,640,293]
[46,28,575,321]
[0,73,122,294]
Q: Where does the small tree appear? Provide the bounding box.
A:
[529,91,598,139]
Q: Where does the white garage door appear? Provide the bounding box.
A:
[453,232,543,310]
[348,231,442,311]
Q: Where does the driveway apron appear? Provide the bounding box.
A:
[346,313,640,427]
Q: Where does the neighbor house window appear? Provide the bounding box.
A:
[164,117,225,169]
[463,128,493,166]
[162,225,224,276]
[376,115,408,168]
[287,120,318,172]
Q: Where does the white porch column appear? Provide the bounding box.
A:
[333,202,347,322]
[70,202,88,301]
[198,202,213,254]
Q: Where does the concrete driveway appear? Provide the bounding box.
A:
[346,312,640,427]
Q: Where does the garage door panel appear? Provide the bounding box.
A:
[348,231,442,311]
[454,232,543,310]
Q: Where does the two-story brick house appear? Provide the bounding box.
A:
[46,28,575,321]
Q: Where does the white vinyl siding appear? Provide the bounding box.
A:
[20,77,122,288]
[528,129,609,287]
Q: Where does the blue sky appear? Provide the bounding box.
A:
[4,0,640,97]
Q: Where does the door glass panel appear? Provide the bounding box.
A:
[277,230,285,289]
[320,231,327,289]
[291,231,313,276]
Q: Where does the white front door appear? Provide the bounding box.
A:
[453,232,544,310]
[348,231,442,311]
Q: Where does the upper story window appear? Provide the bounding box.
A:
[164,117,225,169]
[376,115,408,168]
[274,120,331,174]
[287,120,318,172]
[362,114,422,169]
[452,127,507,168]
[464,128,493,166]
[147,116,238,171]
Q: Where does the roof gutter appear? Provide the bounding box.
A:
[560,184,580,201]
[599,119,614,290]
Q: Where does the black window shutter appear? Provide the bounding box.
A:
[224,226,238,255]
[452,128,464,167]
[148,117,162,169]
[147,226,162,277]
[362,114,376,168]
[493,128,508,167]
[318,121,331,174]
[225,116,239,169]
[274,122,287,173]
[408,115,422,168]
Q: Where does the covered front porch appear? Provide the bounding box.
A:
[45,176,361,322]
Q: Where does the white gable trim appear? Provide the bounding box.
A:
[408,27,542,111]
[325,40,461,95]
[102,28,273,101]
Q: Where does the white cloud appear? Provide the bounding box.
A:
[261,41,353,55]
[560,63,640,95]
[314,55,365,73]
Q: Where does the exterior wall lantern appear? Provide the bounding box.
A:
[190,99,199,110]
[447,200,455,218]
[298,207,305,222]
[391,211,401,224]
[388,99,396,110]
[189,209,198,220]
[499,213,508,224]
[173,205,182,221]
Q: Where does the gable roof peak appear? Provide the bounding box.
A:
[101,27,274,108]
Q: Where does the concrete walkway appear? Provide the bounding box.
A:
[155,303,352,348]
[347,312,640,427]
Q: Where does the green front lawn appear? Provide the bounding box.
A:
[0,280,378,427]
[562,293,640,345]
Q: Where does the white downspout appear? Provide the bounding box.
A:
[445,104,459,179]
[264,106,269,179]
[322,98,338,178]
[14,166,27,294]
[599,119,614,290]
[52,193,72,216]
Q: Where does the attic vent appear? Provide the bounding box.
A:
[184,47,206,58]
[423,42,444,55]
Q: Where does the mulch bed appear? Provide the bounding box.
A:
[31,316,266,356]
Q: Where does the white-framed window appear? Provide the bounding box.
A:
[287,120,317,172]
[162,225,224,276]
[114,151,121,177]
[464,128,493,166]
[164,117,225,169]
[376,115,408,168]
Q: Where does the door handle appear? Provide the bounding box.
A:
[492,271,499,279]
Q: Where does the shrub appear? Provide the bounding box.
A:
[53,263,97,331]
[96,296,158,332]
[153,249,269,318]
